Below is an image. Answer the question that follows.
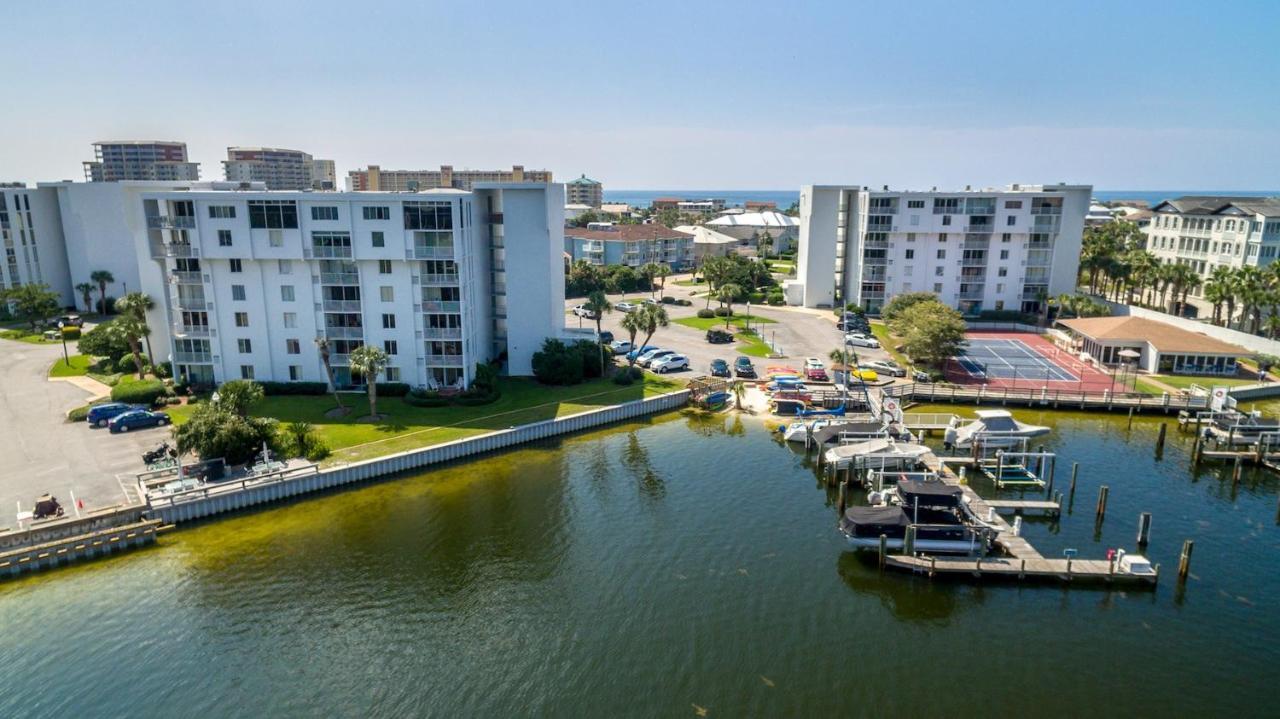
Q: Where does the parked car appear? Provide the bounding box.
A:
[108,409,170,433]
[626,344,658,361]
[650,354,689,373]
[572,304,598,319]
[734,357,757,378]
[598,330,614,345]
[610,339,634,355]
[804,357,829,381]
[706,329,733,344]
[615,301,639,312]
[864,360,906,377]
[87,402,145,428]
[638,348,676,367]
[838,317,871,332]
[53,314,84,328]
[642,298,659,306]
[709,359,731,377]
[913,370,932,383]
[844,333,880,348]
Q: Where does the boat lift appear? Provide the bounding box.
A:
[978,446,1056,490]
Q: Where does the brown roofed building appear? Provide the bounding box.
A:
[1057,315,1251,376]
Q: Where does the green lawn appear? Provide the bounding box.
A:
[734,331,774,358]
[674,279,707,287]
[169,374,684,465]
[1149,374,1258,390]
[0,328,52,344]
[869,321,910,367]
[49,354,92,377]
[674,314,775,332]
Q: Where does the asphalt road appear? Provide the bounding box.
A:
[0,339,162,527]
[565,275,894,378]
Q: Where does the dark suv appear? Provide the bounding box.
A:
[734,357,757,378]
[706,329,733,344]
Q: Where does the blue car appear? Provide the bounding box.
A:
[625,344,658,361]
[108,409,170,434]
[87,402,144,428]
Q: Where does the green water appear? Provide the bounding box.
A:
[2,408,1278,717]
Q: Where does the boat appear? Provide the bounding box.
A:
[838,505,986,554]
[944,409,1050,449]
[780,416,879,443]
[1203,410,1280,445]
[823,438,930,471]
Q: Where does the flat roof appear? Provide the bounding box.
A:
[1058,316,1251,355]
[563,224,692,241]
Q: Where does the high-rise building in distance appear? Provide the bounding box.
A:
[565,175,603,208]
[347,165,552,192]
[83,141,200,182]
[223,147,334,191]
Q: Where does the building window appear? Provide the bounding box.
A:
[383,340,398,355]
[380,285,394,302]
[378,260,392,274]
[403,201,453,230]
[372,231,385,247]
[1004,200,1022,209]
[935,267,944,276]
[238,338,252,353]
[906,233,916,242]
[209,205,236,219]
[240,365,255,380]
[1006,215,1016,226]
[942,215,952,226]
[218,229,233,247]
[269,229,283,247]
[998,267,1008,277]
[904,265,914,277]
[910,215,920,226]
[231,284,246,301]
[311,206,339,221]
[283,311,297,328]
[907,200,925,209]
[1000,250,1009,260]
[1002,233,1011,242]
[234,311,249,327]
[363,206,390,221]
[385,367,401,382]
[382,313,396,329]
[281,285,295,302]
[996,284,1005,293]
[905,249,915,259]
[229,258,242,272]
[248,201,298,229]
[938,233,947,242]
[288,365,301,381]
[933,283,943,293]
[286,339,300,354]
[278,259,292,274]
[936,249,946,259]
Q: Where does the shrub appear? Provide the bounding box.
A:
[748,291,766,304]
[404,389,449,407]
[151,362,172,379]
[375,382,411,397]
[696,308,716,319]
[679,299,693,306]
[115,354,149,374]
[713,307,734,317]
[767,295,785,306]
[629,366,644,380]
[661,296,676,304]
[532,338,585,385]
[174,403,282,465]
[613,371,635,386]
[78,321,130,362]
[214,379,264,416]
[111,379,166,406]
[67,404,92,422]
[259,381,328,396]
[305,442,331,462]
[95,296,116,315]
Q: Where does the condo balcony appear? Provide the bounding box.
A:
[147,215,197,230]
[424,354,465,368]
[420,272,460,286]
[168,270,206,284]
[172,323,214,339]
[412,245,455,260]
[319,271,360,285]
[323,326,364,339]
[173,350,213,364]
[1030,206,1063,216]
[421,299,461,313]
[321,298,362,312]
[150,241,198,259]
[423,327,463,340]
[306,245,353,259]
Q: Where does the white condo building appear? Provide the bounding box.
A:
[789,184,1091,315]
[10,180,567,391]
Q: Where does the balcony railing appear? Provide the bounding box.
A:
[307,245,353,259]
[150,242,198,258]
[329,353,349,365]
[960,290,984,300]
[421,300,461,313]
[423,327,463,340]
[961,257,987,267]
[322,298,362,312]
[933,206,963,214]
[147,215,197,229]
[319,272,359,285]
[420,273,460,285]
[169,270,206,284]
[1031,206,1063,216]
[963,225,995,234]
[867,207,898,215]
[173,298,211,311]
[965,207,996,216]
[323,326,364,339]
[412,245,455,259]
[425,354,465,367]
[173,351,213,364]
[863,239,889,249]
[172,324,213,338]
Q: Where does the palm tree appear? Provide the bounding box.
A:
[629,304,669,366]
[1204,266,1235,325]
[348,345,389,419]
[760,230,774,260]
[90,270,114,315]
[113,292,151,379]
[620,310,645,365]
[1265,314,1280,340]
[1178,269,1202,317]
[584,290,612,375]
[717,282,742,330]
[640,262,662,300]
[731,379,746,410]
[75,282,95,314]
[1237,266,1267,334]
[314,337,347,413]
[119,291,156,358]
[655,263,671,297]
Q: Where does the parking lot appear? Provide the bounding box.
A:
[565,276,895,378]
[0,339,163,526]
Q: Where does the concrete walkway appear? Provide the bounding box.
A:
[49,374,112,402]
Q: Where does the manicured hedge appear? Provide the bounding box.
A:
[403,390,449,407]
[696,308,716,319]
[110,379,167,406]
[748,291,766,303]
[115,354,149,374]
[713,307,734,317]
[375,382,411,397]
[259,381,328,396]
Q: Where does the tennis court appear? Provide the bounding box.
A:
[946,332,1115,390]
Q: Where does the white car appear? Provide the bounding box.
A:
[804,357,824,370]
[615,301,639,312]
[638,348,675,367]
[610,340,634,355]
[572,304,598,319]
[864,360,906,377]
[844,333,880,348]
[650,354,689,373]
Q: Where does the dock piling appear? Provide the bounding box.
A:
[1069,462,1079,506]
[1137,512,1152,547]
[1177,539,1194,581]
[1095,485,1110,523]
[1156,423,1167,457]
[1128,407,1134,429]
[878,534,887,569]
[837,482,847,517]
[904,525,917,556]
[1232,456,1243,486]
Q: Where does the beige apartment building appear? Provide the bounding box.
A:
[347,165,552,192]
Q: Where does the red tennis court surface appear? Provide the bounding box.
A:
[944,331,1117,391]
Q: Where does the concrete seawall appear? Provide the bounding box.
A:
[148,390,692,524]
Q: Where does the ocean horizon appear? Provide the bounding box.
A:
[603,188,1280,209]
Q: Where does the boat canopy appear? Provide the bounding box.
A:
[810,421,888,444]
[897,479,963,509]
[841,506,911,537]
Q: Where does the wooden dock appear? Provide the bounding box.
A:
[884,554,1158,585]
[984,498,1061,516]
[883,382,1208,414]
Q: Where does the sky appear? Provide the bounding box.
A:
[2,0,1279,190]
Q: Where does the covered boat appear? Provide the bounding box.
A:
[782,417,881,443]
[823,438,930,471]
[838,505,984,554]
[944,409,1050,449]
